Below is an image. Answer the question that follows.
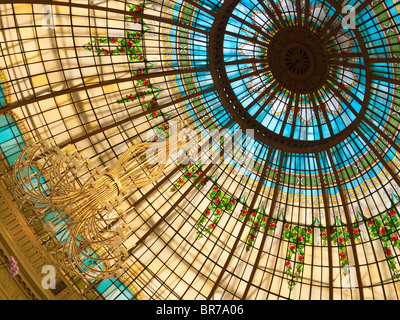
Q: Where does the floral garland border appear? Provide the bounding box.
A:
[171,165,400,290]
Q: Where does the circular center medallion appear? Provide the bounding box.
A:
[267,26,330,94]
[208,0,371,153]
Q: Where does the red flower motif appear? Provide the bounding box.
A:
[338,237,344,243]
[8,256,17,267]
[345,227,349,232]
[306,228,312,234]
[153,111,158,116]
[133,16,139,23]
[162,124,167,129]
[136,32,141,39]
[251,212,256,217]
[286,261,291,268]
[262,217,267,222]
[103,50,109,55]
[390,210,396,217]
[213,187,218,192]
[110,38,116,44]
[297,236,303,242]
[197,170,201,175]
[242,209,248,215]
[331,228,335,234]
[201,178,206,183]
[128,95,134,101]
[340,252,346,259]
[392,235,398,242]
[249,234,255,240]
[178,178,184,184]
[139,70,144,75]
[6,256,19,278]
[206,210,210,216]
[298,255,303,261]
[289,244,295,250]
[209,224,215,229]
[368,220,374,227]
[8,264,19,278]
[135,6,141,11]
[216,209,222,215]
[214,198,220,204]
[120,48,125,53]
[353,228,359,234]
[385,249,392,256]
[140,92,146,97]
[230,200,235,205]
[322,231,327,237]
[127,40,134,46]
[143,80,149,86]
[285,224,290,230]
[187,171,192,176]
[380,227,386,235]
[138,55,143,60]
[153,137,158,142]
[254,222,259,228]
[270,222,276,228]
[151,101,156,106]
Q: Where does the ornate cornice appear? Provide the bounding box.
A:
[0,182,84,300]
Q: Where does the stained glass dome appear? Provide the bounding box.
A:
[0,0,400,300]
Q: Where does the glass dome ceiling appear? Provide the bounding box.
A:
[0,0,400,300]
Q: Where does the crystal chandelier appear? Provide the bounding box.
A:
[11,120,190,280]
